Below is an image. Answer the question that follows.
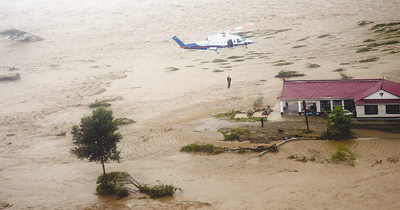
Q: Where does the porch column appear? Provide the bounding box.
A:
[298,101,302,115]
[316,101,321,112]
[330,100,333,111]
[341,100,344,109]
[280,101,284,115]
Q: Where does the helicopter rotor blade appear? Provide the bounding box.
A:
[226,23,254,34]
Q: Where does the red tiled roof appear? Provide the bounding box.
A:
[354,79,400,102]
[278,79,381,100]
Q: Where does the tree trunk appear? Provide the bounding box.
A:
[101,160,106,176]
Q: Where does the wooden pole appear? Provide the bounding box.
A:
[303,100,309,130]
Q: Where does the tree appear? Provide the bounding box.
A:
[324,105,354,139]
[71,107,122,176]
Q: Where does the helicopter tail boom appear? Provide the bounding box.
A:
[172,36,186,48]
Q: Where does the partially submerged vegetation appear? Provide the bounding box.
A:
[273,61,293,66]
[89,100,111,108]
[275,70,305,78]
[339,72,353,80]
[359,57,379,63]
[165,66,179,71]
[287,146,356,166]
[219,128,251,141]
[307,63,320,68]
[180,143,223,154]
[213,110,262,122]
[331,145,356,166]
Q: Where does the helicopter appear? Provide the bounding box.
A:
[172,23,254,52]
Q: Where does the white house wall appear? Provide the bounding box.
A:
[356,104,400,118]
[364,90,400,100]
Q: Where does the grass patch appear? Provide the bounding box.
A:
[275,70,305,78]
[363,39,376,43]
[317,34,331,38]
[180,143,224,154]
[367,40,399,48]
[219,128,251,141]
[331,145,356,166]
[359,57,379,63]
[356,47,373,53]
[297,36,310,41]
[227,56,244,59]
[212,59,227,63]
[387,157,399,163]
[214,110,238,119]
[385,28,399,33]
[213,69,224,73]
[232,59,245,62]
[292,45,307,48]
[307,63,320,68]
[371,22,400,30]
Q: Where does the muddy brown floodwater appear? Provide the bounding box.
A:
[1,0,400,209]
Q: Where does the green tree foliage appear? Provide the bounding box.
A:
[71,107,122,175]
[322,105,354,139]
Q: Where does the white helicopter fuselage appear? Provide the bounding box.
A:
[172,32,253,51]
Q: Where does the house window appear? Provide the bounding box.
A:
[364,105,378,115]
[386,105,400,114]
[344,100,355,111]
[320,100,331,112]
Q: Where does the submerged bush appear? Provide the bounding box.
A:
[139,183,182,198]
[96,172,130,198]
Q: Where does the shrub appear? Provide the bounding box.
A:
[139,183,182,198]
[321,106,354,140]
[96,172,130,198]
[224,133,239,141]
[275,70,305,78]
[331,145,356,165]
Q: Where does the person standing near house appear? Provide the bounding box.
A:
[227,75,231,88]
[261,117,264,127]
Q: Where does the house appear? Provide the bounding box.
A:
[277,78,400,119]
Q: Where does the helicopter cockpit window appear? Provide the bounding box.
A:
[237,39,242,43]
